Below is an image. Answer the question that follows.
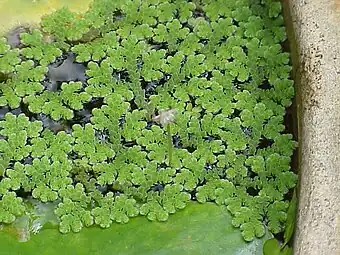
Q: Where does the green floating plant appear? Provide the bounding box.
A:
[0,38,21,74]
[141,49,168,81]
[92,193,139,227]
[0,113,43,164]
[121,110,147,142]
[54,183,93,233]
[0,0,297,243]
[40,7,90,41]
[23,81,92,121]
[31,129,74,162]
[0,39,50,108]
[140,184,191,222]
[24,91,73,121]
[0,60,47,109]
[20,29,66,66]
[263,190,296,255]
[71,32,119,62]
[60,81,92,110]
[0,192,26,224]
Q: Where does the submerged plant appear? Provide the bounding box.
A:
[0,0,297,243]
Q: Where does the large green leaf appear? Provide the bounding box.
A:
[0,202,272,255]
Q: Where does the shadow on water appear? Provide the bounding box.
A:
[46,52,87,91]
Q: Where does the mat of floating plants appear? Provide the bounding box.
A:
[0,0,296,245]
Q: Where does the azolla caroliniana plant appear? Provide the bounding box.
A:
[0,0,296,242]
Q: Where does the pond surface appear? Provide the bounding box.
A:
[0,0,298,252]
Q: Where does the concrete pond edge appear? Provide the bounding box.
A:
[281,0,340,254]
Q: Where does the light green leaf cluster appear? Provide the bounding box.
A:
[0,113,43,163]
[129,24,154,40]
[141,50,167,81]
[60,81,92,110]
[90,93,131,150]
[40,7,90,41]
[233,207,266,241]
[149,91,185,113]
[203,1,231,21]
[55,199,93,233]
[0,82,20,108]
[263,189,296,254]
[155,2,176,23]
[31,129,74,162]
[266,201,289,234]
[24,91,73,120]
[0,38,20,74]
[174,168,197,191]
[72,123,115,163]
[0,0,297,242]
[140,184,190,221]
[93,162,117,186]
[121,110,147,142]
[54,183,93,233]
[71,32,119,62]
[92,193,139,227]
[174,1,196,22]
[197,179,235,204]
[85,61,115,91]
[154,19,190,51]
[20,29,66,66]
[182,54,207,77]
[0,60,47,109]
[24,81,92,121]
[6,157,73,202]
[0,192,26,224]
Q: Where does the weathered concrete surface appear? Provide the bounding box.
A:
[281,0,340,254]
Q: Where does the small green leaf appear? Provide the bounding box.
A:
[283,189,297,246]
[263,238,281,255]
[281,245,293,255]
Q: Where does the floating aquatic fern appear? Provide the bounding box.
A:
[0,37,21,74]
[0,0,297,243]
[20,29,66,66]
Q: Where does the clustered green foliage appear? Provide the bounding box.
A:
[263,189,296,255]
[0,0,297,242]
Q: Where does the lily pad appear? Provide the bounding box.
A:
[0,202,272,255]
